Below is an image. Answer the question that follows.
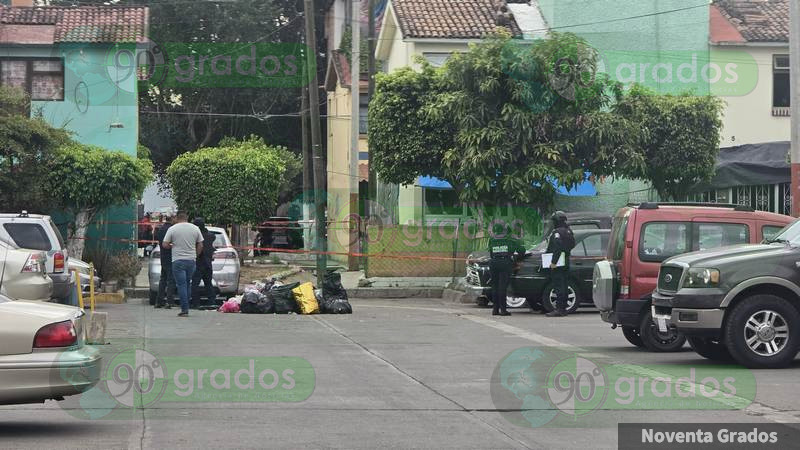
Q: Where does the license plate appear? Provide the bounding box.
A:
[657,317,668,333]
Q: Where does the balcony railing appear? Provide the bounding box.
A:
[772,106,791,117]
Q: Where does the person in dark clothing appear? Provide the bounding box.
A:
[488,221,526,316]
[155,215,176,309]
[191,218,217,306]
[545,211,575,317]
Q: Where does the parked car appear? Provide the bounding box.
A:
[68,258,101,294]
[0,212,72,303]
[0,295,101,405]
[466,212,612,308]
[651,218,800,369]
[0,238,52,301]
[467,229,610,311]
[148,226,240,305]
[593,202,793,352]
[253,216,304,255]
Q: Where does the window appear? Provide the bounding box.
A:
[571,223,600,231]
[422,52,453,68]
[359,94,369,135]
[639,222,689,262]
[423,188,464,216]
[3,223,51,251]
[580,233,609,257]
[773,55,790,109]
[0,58,64,101]
[695,223,749,251]
[763,225,785,242]
[609,215,629,261]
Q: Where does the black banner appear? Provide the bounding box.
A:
[619,423,800,450]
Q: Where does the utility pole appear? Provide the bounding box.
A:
[303,0,327,285]
[791,0,800,217]
[301,57,312,251]
[349,0,361,271]
[365,0,377,275]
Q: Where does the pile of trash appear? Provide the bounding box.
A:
[219,270,352,315]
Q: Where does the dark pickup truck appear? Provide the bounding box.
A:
[652,218,800,369]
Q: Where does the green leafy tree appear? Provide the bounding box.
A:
[614,85,724,200]
[45,144,153,259]
[0,86,72,213]
[369,30,722,210]
[370,31,644,208]
[368,64,453,185]
[166,137,295,225]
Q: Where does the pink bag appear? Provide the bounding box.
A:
[218,299,240,313]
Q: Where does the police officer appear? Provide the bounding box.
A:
[488,221,525,316]
[545,211,575,317]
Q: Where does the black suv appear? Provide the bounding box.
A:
[652,218,800,369]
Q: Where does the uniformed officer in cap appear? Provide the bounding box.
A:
[488,221,526,316]
[545,211,575,317]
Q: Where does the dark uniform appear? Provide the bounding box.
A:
[191,219,217,306]
[488,230,526,316]
[155,221,175,308]
[545,211,574,317]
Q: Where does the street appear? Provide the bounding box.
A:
[2,299,799,449]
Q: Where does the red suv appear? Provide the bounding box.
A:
[593,203,792,352]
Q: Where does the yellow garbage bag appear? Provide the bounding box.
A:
[292,282,319,314]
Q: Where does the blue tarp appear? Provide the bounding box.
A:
[418,176,453,189]
[419,174,597,197]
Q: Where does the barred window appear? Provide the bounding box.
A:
[0,58,64,101]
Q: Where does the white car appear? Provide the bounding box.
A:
[0,296,101,405]
[148,226,240,305]
[0,238,52,302]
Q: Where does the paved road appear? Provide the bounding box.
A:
[2,299,800,449]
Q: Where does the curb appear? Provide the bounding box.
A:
[349,287,444,299]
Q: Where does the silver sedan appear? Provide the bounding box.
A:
[148,226,240,304]
[0,296,101,405]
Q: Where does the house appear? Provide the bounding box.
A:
[0,1,148,252]
[684,0,792,214]
[323,0,382,267]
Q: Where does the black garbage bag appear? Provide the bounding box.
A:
[321,271,352,314]
[324,298,352,314]
[270,282,300,314]
[240,291,274,314]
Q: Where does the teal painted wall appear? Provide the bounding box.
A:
[1,44,139,254]
[537,0,711,95]
[537,0,709,213]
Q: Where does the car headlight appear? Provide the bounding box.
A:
[683,268,720,288]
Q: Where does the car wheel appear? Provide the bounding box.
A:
[640,311,686,352]
[622,326,645,348]
[476,297,490,308]
[506,295,528,309]
[687,337,733,361]
[148,290,157,306]
[542,283,581,313]
[724,295,799,369]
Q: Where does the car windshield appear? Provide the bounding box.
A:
[769,219,800,244]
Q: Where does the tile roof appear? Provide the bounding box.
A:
[0,5,148,43]
[325,49,369,91]
[713,0,788,43]
[392,0,521,39]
